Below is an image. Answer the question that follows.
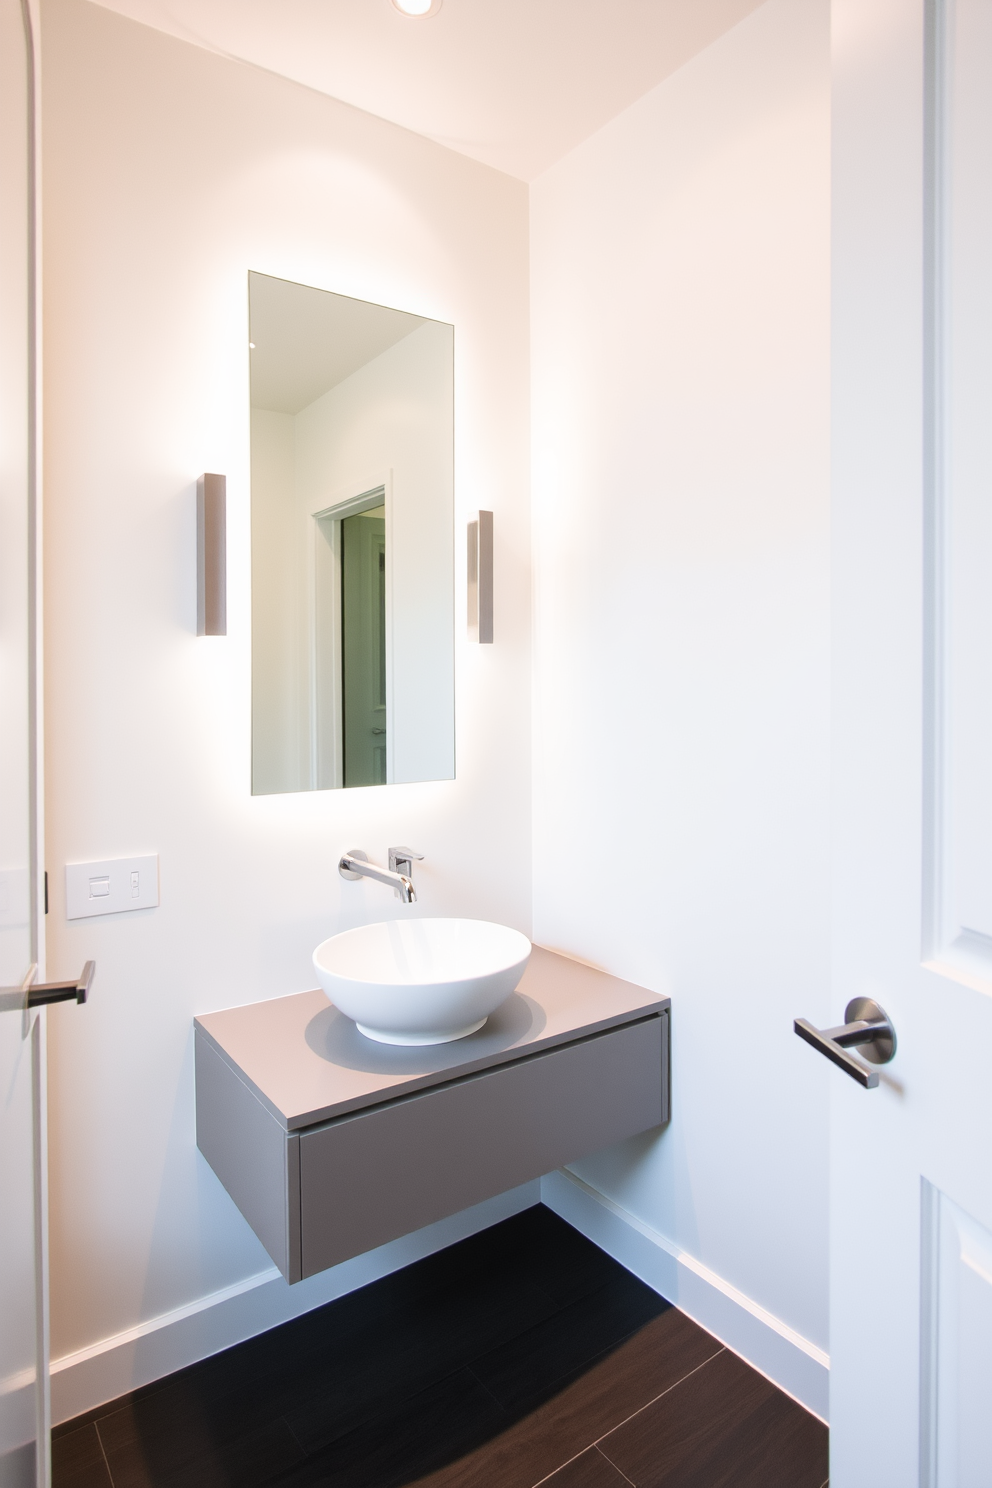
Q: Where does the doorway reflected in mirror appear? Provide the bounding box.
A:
[341,504,386,787]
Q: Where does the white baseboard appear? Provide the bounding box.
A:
[51,1180,541,1425]
[53,1171,829,1428]
[540,1169,829,1424]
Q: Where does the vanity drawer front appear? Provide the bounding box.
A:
[298,1014,665,1278]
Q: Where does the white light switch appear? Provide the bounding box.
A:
[65,856,159,920]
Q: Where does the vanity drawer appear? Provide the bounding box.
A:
[298,1014,665,1279]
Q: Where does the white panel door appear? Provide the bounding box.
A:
[0,0,47,1484]
[826,0,992,1482]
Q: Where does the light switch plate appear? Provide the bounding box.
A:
[65,855,159,920]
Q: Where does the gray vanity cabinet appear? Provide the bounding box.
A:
[195,946,669,1283]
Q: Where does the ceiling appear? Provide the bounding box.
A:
[87,0,765,181]
[249,273,427,414]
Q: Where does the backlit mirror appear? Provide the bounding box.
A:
[249,273,455,794]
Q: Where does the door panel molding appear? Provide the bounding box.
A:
[922,0,992,993]
[920,1179,992,1486]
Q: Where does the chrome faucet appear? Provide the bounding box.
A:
[338,847,424,904]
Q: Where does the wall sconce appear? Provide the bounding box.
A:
[197,473,227,636]
[467,511,493,643]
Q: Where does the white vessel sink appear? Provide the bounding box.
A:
[312,918,532,1045]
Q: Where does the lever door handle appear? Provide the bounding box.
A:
[26,960,95,1008]
[794,997,896,1088]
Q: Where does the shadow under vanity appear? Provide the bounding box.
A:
[194,947,670,1284]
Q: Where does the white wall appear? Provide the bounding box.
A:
[41,0,530,1399]
[531,0,832,1366]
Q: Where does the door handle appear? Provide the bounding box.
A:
[0,961,94,1013]
[26,960,95,1008]
[794,997,896,1088]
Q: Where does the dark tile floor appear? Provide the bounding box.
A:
[53,1205,828,1488]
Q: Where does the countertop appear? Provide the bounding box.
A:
[194,944,667,1131]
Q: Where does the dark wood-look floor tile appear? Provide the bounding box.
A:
[94,1258,558,1469]
[50,1424,113,1488]
[282,1271,559,1453]
[469,1206,630,1311]
[84,1207,563,1455]
[51,1207,829,1488]
[471,1268,669,1416]
[269,1368,509,1488]
[539,1448,634,1488]
[97,1408,304,1488]
[597,1347,828,1488]
[53,1379,185,1443]
[410,1308,722,1488]
[50,1207,600,1474]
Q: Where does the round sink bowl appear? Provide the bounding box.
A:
[312,918,532,1045]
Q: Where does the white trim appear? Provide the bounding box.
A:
[540,1169,829,1424]
[50,1180,540,1425]
[22,0,50,1477]
[308,495,341,788]
[50,1267,280,1377]
[50,1171,829,1428]
[312,487,387,523]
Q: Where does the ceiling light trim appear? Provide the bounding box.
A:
[389,0,442,17]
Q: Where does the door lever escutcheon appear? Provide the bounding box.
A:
[794,998,896,1088]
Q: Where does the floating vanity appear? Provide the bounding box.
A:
[194,946,669,1283]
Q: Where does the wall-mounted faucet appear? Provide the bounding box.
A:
[339,847,424,904]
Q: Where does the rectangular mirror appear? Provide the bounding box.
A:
[249,273,455,794]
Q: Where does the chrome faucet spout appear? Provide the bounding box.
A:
[338,849,420,903]
[396,875,416,905]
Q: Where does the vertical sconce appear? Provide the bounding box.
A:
[197,473,227,636]
[467,510,493,644]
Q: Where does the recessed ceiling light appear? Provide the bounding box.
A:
[390,0,442,16]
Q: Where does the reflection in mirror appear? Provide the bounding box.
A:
[249,273,455,795]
